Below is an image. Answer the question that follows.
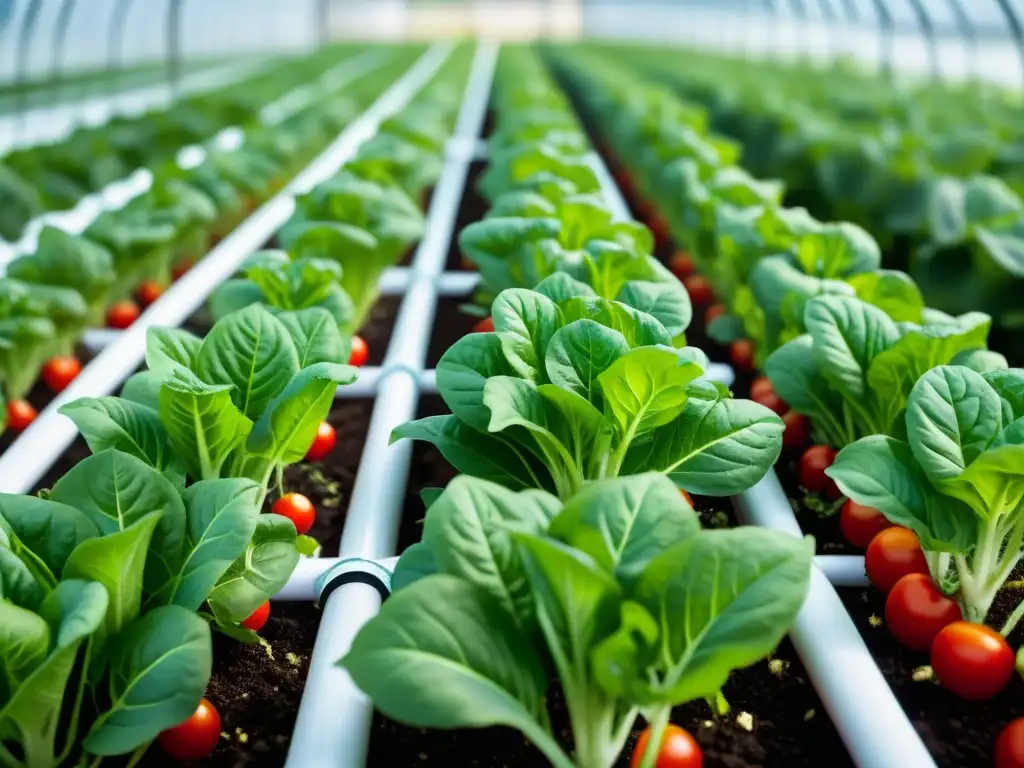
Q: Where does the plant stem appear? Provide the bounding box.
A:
[124,744,151,768]
[638,706,672,768]
[1001,598,1024,637]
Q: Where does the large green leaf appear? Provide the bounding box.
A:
[0,494,100,577]
[545,319,629,407]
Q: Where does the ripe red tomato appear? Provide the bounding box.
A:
[631,724,703,768]
[996,718,1024,768]
[866,527,929,593]
[305,421,336,462]
[273,493,316,536]
[729,340,756,373]
[106,299,140,329]
[460,257,477,271]
[931,621,1014,700]
[171,259,194,281]
[348,335,368,367]
[683,275,715,305]
[41,356,82,393]
[839,500,892,549]
[799,444,839,497]
[704,304,726,327]
[885,573,962,651]
[473,316,495,333]
[242,601,270,632]
[750,376,773,400]
[6,399,37,432]
[136,280,163,307]
[750,382,787,415]
[679,489,693,508]
[669,253,696,280]
[158,698,221,760]
[782,411,811,450]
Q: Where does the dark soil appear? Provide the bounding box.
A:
[772,449,855,555]
[426,291,478,369]
[446,160,489,272]
[838,585,1024,767]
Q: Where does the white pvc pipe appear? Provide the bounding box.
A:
[817,554,870,587]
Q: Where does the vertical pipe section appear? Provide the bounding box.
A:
[166,0,184,98]
[284,42,497,768]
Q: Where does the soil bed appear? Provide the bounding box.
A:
[838,585,1024,767]
[426,290,478,368]
[445,159,489,272]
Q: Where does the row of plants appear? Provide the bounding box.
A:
[0,45,373,244]
[0,43,474,768]
[610,45,1024,353]
[341,45,822,768]
[549,43,1024,767]
[0,47,424,443]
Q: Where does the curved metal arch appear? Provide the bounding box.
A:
[107,0,135,83]
[944,0,977,80]
[50,0,79,96]
[167,0,184,96]
[992,0,1024,88]
[868,0,896,78]
[904,0,939,80]
[14,0,45,120]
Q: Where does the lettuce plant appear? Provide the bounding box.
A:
[765,294,1003,449]
[394,283,783,499]
[342,473,813,768]
[828,365,1024,628]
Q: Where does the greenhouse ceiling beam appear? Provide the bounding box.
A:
[905,0,939,80]
[0,42,454,496]
[993,0,1024,87]
[945,0,977,79]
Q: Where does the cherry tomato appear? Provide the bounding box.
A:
[931,621,1014,700]
[272,493,316,536]
[348,335,368,367]
[840,500,892,549]
[729,340,756,373]
[631,723,703,768]
[460,257,477,271]
[41,356,82,393]
[158,698,221,760]
[106,299,140,329]
[885,573,962,651]
[866,527,929,593]
[242,601,270,632]
[305,421,336,462]
[750,382,788,415]
[669,253,696,280]
[6,399,37,432]
[996,718,1024,768]
[782,411,811,450]
[750,376,774,401]
[704,304,726,327]
[679,489,693,508]
[473,316,495,333]
[171,259,194,281]
[683,275,715,305]
[799,445,838,496]
[136,280,163,308]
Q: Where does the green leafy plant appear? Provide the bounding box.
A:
[828,365,1024,629]
[342,472,813,768]
[393,283,783,499]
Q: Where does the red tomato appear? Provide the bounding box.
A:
[750,376,774,400]
[866,527,929,593]
[273,493,316,536]
[348,335,368,367]
[669,253,696,280]
[6,399,37,432]
[158,698,221,760]
[840,500,892,549]
[996,718,1024,768]
[704,304,726,327]
[729,340,756,373]
[679,489,693,508]
[242,601,270,632]
[305,421,336,462]
[885,573,962,651]
[750,384,788,415]
[106,299,140,329]
[136,280,163,308]
[683,275,715,305]
[631,724,703,768]
[171,259,194,281]
[473,316,495,333]
[799,445,838,496]
[782,411,811,450]
[460,257,477,271]
[931,621,1014,700]
[41,356,82,393]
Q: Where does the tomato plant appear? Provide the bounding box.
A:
[799,445,838,496]
[242,601,270,632]
[137,280,163,307]
[782,411,810,450]
[41,356,82,393]
[6,399,37,432]
[305,420,336,462]
[668,252,696,280]
[682,275,714,305]
[839,500,891,549]
[996,718,1024,768]
[473,316,495,333]
[349,335,368,367]
[885,573,962,651]
[106,299,140,329]
[931,621,1014,700]
[866,527,929,593]
[273,493,316,536]
[158,698,221,760]
[631,723,703,768]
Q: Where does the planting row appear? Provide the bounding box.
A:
[549,43,1024,767]
[0,42,468,768]
[0,47,423,445]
